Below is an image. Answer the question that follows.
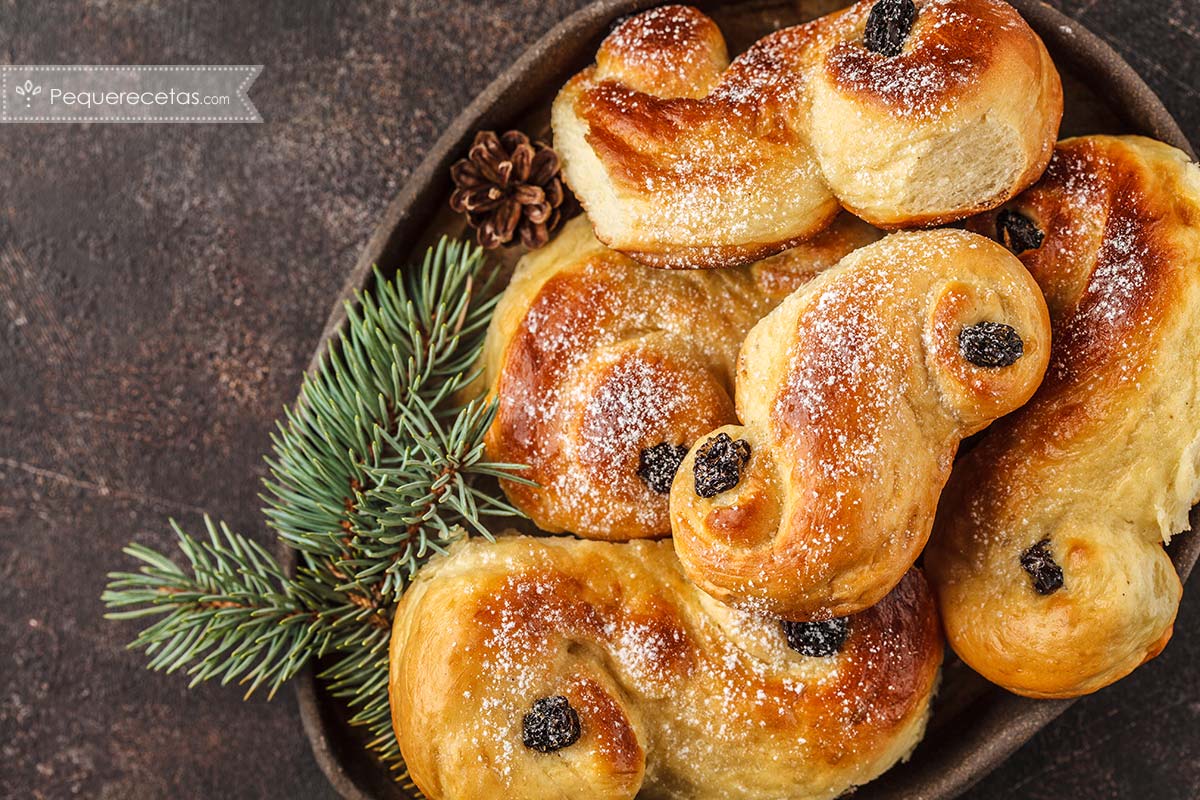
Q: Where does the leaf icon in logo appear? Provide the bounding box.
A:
[15,79,42,107]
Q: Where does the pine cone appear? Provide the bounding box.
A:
[449,130,574,250]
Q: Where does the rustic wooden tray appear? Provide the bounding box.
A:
[291,2,1198,798]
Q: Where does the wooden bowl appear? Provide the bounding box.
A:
[292,2,1198,798]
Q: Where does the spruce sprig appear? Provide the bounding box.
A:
[262,239,529,601]
[103,236,527,788]
[102,517,387,699]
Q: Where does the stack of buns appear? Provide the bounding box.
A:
[390,2,1200,798]
[551,0,1061,267]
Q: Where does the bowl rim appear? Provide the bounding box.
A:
[289,2,1197,799]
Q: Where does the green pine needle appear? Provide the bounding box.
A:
[103,237,528,791]
[102,517,337,700]
[262,239,526,603]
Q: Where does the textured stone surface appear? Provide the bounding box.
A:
[0,1,1196,798]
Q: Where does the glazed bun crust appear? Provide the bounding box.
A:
[811,0,1062,226]
[483,214,879,540]
[552,1,1062,269]
[927,135,1200,698]
[390,534,942,800]
[670,229,1051,619]
[553,5,840,269]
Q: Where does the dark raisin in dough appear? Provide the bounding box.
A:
[864,0,918,57]
[959,321,1024,368]
[996,209,1045,254]
[781,618,850,657]
[1020,539,1064,595]
[693,432,751,498]
[522,695,582,753]
[637,442,689,495]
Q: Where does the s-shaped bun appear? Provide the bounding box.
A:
[552,0,1062,269]
[482,213,879,540]
[670,229,1051,619]
[927,135,1200,697]
[390,534,942,800]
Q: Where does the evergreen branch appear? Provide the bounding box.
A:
[103,517,331,699]
[317,632,403,769]
[262,237,526,603]
[103,517,411,769]
[104,236,530,793]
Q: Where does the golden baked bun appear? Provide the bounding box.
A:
[810,0,1062,226]
[552,0,1062,269]
[390,534,942,800]
[552,4,839,269]
[483,213,880,540]
[926,135,1200,698]
[670,229,1051,619]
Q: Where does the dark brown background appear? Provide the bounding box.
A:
[0,1,1197,798]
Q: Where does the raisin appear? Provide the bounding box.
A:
[864,0,918,57]
[959,321,1024,368]
[637,442,689,495]
[782,617,850,657]
[522,696,581,753]
[1020,539,1064,595]
[692,432,751,498]
[996,209,1045,254]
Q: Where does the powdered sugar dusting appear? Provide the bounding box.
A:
[824,0,999,120]
[1025,144,1168,389]
[600,5,722,97]
[578,8,840,246]
[765,236,959,577]
[491,222,781,538]
[569,0,1042,264]
[412,538,938,796]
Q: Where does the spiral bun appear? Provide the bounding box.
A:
[670,229,1051,619]
[927,135,1200,698]
[482,214,879,540]
[390,534,942,800]
[552,0,1062,269]
[810,0,1063,226]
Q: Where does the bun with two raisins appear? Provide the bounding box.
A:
[669,229,1051,619]
[390,534,942,800]
[927,135,1200,698]
[552,0,1062,269]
